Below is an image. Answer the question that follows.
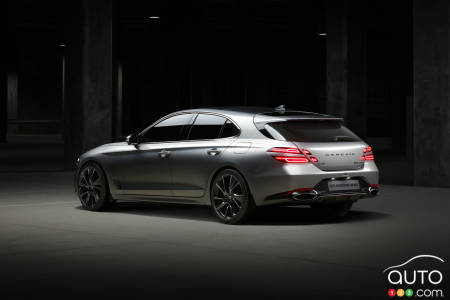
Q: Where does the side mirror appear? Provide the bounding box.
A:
[126,133,139,145]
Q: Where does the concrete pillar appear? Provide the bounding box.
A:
[389,3,413,155]
[289,3,321,112]
[326,1,348,118]
[326,0,367,138]
[64,0,114,169]
[0,63,5,143]
[114,62,123,140]
[1,17,6,142]
[413,0,450,187]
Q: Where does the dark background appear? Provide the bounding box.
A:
[2,2,450,300]
[5,0,445,187]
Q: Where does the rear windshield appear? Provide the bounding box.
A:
[262,120,360,142]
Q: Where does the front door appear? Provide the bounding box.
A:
[110,113,194,196]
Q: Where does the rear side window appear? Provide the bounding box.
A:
[221,120,240,138]
[141,114,194,142]
[188,114,227,140]
[263,120,360,142]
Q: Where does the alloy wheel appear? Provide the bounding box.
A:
[212,173,248,221]
[78,165,104,209]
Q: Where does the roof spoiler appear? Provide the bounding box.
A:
[253,113,344,130]
[274,105,286,114]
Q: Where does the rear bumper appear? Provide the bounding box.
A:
[262,182,379,206]
[247,161,379,206]
[288,185,379,204]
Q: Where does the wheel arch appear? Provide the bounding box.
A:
[208,165,254,204]
[76,159,112,194]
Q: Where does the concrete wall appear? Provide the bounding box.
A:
[326,0,367,139]
[64,0,114,169]
[413,0,450,187]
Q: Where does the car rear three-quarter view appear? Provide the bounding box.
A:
[75,106,379,224]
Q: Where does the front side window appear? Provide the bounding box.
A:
[188,114,227,140]
[141,114,193,142]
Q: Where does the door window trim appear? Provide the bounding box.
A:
[185,112,241,142]
[138,112,241,144]
[138,112,195,144]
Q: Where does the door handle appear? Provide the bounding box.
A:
[158,150,171,158]
[207,148,221,156]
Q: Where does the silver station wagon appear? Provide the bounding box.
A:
[76,106,379,224]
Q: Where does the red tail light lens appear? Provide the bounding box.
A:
[268,147,313,163]
[309,156,318,163]
[302,149,312,155]
[268,147,301,154]
[274,156,310,163]
[361,146,374,161]
[365,154,374,160]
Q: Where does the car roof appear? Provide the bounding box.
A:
[142,106,344,138]
[177,106,338,119]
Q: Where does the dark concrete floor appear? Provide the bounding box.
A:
[0,172,449,300]
[0,140,64,172]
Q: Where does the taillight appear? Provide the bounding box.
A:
[365,154,374,160]
[269,147,301,154]
[361,146,374,161]
[309,156,319,163]
[274,156,310,163]
[268,147,318,164]
[301,149,311,155]
[302,149,318,163]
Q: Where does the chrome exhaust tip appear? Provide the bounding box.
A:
[368,187,379,197]
[291,190,318,201]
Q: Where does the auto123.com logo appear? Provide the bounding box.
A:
[383,255,445,298]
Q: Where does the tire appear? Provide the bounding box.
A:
[310,201,353,217]
[210,169,254,224]
[77,162,112,211]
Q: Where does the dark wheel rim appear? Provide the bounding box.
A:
[212,174,247,220]
[78,166,104,209]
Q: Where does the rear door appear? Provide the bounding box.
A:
[170,114,240,197]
